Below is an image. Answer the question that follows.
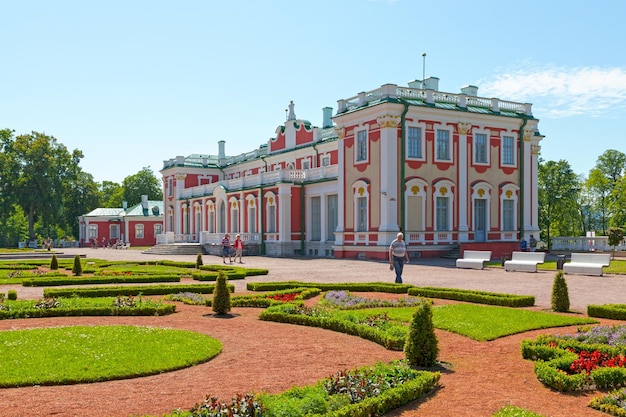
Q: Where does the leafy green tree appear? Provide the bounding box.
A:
[63,170,102,238]
[538,159,582,248]
[11,132,83,243]
[608,177,626,230]
[607,227,625,260]
[586,168,611,234]
[100,181,124,208]
[0,129,19,246]
[122,167,163,206]
[588,150,626,233]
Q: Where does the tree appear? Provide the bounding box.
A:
[538,159,582,248]
[0,129,19,247]
[607,227,624,260]
[551,271,570,313]
[588,150,626,233]
[11,132,83,242]
[404,301,438,367]
[212,271,231,315]
[122,167,163,206]
[100,181,124,208]
[63,170,101,238]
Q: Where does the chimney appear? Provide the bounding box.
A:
[322,107,333,128]
[122,201,127,211]
[218,140,226,166]
[461,85,479,96]
[422,77,440,91]
[408,79,422,89]
[141,195,148,210]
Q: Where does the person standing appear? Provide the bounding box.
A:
[221,234,232,264]
[389,232,410,283]
[234,234,244,264]
[529,235,538,252]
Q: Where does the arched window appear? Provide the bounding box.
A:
[433,180,455,231]
[265,191,277,233]
[246,195,257,234]
[405,178,427,232]
[352,180,369,232]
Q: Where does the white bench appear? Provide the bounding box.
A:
[456,250,492,270]
[563,253,611,276]
[504,251,546,272]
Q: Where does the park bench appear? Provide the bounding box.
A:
[456,250,492,270]
[504,251,545,272]
[563,252,611,276]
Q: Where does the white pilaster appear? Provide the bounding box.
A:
[377,114,400,238]
[277,184,292,242]
[457,122,470,241]
[335,128,345,244]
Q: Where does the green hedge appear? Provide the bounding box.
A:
[191,271,246,281]
[522,335,626,391]
[247,281,412,294]
[259,304,405,350]
[23,274,181,287]
[43,284,232,298]
[309,371,440,417]
[207,288,321,308]
[0,304,176,320]
[408,287,535,307]
[588,304,626,320]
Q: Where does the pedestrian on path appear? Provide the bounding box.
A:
[389,232,409,283]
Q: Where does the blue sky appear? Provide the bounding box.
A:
[2,0,625,184]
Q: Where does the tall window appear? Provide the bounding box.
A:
[311,196,321,241]
[436,129,450,161]
[503,199,515,231]
[110,224,120,239]
[357,196,367,232]
[267,204,276,233]
[435,197,449,231]
[88,225,98,239]
[248,206,256,233]
[474,133,487,163]
[322,155,330,167]
[356,130,368,162]
[168,178,173,197]
[154,223,162,236]
[135,224,144,239]
[502,136,515,165]
[231,203,239,233]
[327,194,338,241]
[208,209,215,233]
[407,126,422,158]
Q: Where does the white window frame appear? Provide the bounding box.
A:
[266,192,277,233]
[433,181,454,231]
[473,132,489,165]
[302,159,311,170]
[501,135,516,166]
[435,128,453,162]
[352,180,369,232]
[135,224,144,239]
[321,155,330,167]
[88,224,98,239]
[500,185,519,231]
[154,223,162,236]
[355,129,368,163]
[407,125,425,160]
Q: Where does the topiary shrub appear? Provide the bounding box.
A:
[551,270,570,312]
[72,255,83,276]
[8,290,17,300]
[212,271,232,315]
[50,254,59,270]
[404,301,438,367]
[196,252,203,268]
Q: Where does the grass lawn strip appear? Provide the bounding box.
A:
[0,325,221,387]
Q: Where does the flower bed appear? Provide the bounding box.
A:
[522,325,626,392]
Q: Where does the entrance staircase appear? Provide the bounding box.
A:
[441,244,460,259]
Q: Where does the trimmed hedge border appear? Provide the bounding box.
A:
[191,271,246,281]
[310,371,440,417]
[43,284,233,298]
[247,281,412,294]
[259,303,405,350]
[207,287,321,308]
[408,286,535,307]
[23,274,182,287]
[522,335,626,391]
[588,304,626,320]
[0,304,176,320]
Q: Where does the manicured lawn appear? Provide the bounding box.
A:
[0,325,221,387]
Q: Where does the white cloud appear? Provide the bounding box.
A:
[479,65,626,118]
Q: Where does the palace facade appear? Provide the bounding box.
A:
[160,77,543,260]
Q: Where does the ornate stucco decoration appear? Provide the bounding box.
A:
[523,129,535,142]
[376,114,400,128]
[411,185,420,195]
[531,144,541,155]
[175,173,187,181]
[457,122,472,135]
[334,127,345,139]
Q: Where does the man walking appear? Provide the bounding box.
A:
[389,232,410,283]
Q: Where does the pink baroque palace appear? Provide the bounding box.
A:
[159,77,543,261]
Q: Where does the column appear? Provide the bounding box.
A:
[457,122,470,241]
[335,127,345,245]
[377,114,400,240]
